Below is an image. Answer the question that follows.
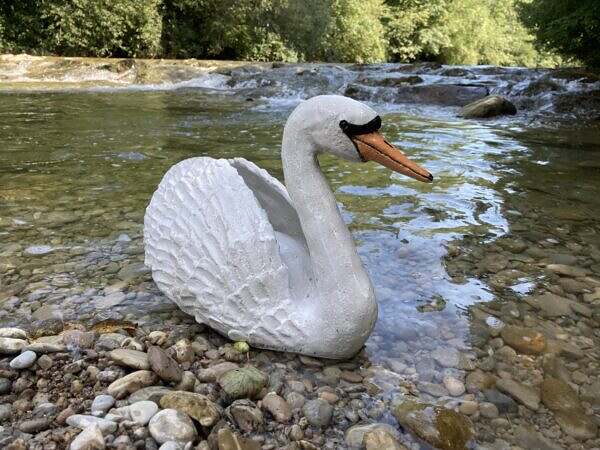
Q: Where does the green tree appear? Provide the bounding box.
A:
[321,0,387,63]
[383,0,447,62]
[519,0,599,67]
[43,0,162,57]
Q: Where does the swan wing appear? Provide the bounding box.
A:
[229,158,304,240]
[144,157,302,345]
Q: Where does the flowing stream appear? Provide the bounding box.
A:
[1,57,600,449]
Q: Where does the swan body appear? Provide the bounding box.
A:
[144,95,432,359]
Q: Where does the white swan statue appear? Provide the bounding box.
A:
[144,95,432,359]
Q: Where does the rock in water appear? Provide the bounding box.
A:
[500,325,546,355]
[148,409,197,445]
[393,399,473,450]
[541,377,597,439]
[218,367,267,400]
[496,379,540,410]
[302,399,333,428]
[69,424,105,450]
[261,392,292,423]
[459,95,517,118]
[160,391,221,427]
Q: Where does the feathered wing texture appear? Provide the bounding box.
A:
[144,157,306,348]
[228,158,305,241]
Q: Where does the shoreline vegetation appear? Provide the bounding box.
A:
[0,1,598,68]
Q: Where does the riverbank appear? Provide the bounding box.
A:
[1,54,599,123]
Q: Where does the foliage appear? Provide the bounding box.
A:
[519,0,599,67]
[0,0,581,66]
[320,0,387,63]
[44,0,162,57]
[383,0,447,62]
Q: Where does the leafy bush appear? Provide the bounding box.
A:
[43,0,162,57]
[519,0,599,67]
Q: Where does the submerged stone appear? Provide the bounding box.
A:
[392,399,473,450]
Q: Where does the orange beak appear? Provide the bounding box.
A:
[351,132,433,183]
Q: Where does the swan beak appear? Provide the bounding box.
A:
[351,132,433,183]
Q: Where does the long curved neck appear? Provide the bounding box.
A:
[281,128,373,302]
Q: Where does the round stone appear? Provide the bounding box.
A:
[129,401,159,425]
[443,375,466,396]
[148,409,197,445]
[479,402,499,418]
[10,351,37,369]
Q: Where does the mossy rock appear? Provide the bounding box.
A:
[218,366,267,400]
[393,399,473,450]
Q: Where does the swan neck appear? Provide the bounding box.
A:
[281,130,372,299]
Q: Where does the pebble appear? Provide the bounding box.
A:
[148,346,183,383]
[261,392,292,423]
[69,424,105,450]
[160,391,220,427]
[443,375,466,396]
[159,442,184,450]
[496,378,540,410]
[345,423,401,448]
[219,366,267,400]
[66,414,118,434]
[0,328,27,339]
[107,370,158,399]
[10,350,37,369]
[129,386,172,404]
[91,395,116,415]
[302,399,333,428]
[459,401,478,415]
[18,417,51,433]
[108,349,150,370]
[479,402,499,418]
[129,401,159,425]
[500,325,546,354]
[0,337,28,354]
[148,409,198,445]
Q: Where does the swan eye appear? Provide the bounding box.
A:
[339,116,382,136]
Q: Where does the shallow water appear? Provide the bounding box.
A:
[1,66,600,448]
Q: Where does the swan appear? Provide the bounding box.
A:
[144,95,433,359]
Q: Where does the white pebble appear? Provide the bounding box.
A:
[129,401,159,425]
[69,424,105,450]
[10,350,37,369]
[443,375,466,396]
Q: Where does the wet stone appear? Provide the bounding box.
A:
[500,325,546,354]
[345,423,401,448]
[302,399,333,428]
[496,379,540,410]
[261,392,292,423]
[482,389,518,414]
[393,399,473,450]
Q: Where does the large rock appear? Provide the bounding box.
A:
[392,399,473,450]
[160,391,221,427]
[459,95,516,118]
[148,409,197,445]
[500,326,546,355]
[218,367,267,400]
[107,371,158,399]
[496,379,540,410]
[148,346,182,383]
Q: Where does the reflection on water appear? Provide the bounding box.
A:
[1,86,600,447]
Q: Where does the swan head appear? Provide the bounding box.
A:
[286,95,433,182]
